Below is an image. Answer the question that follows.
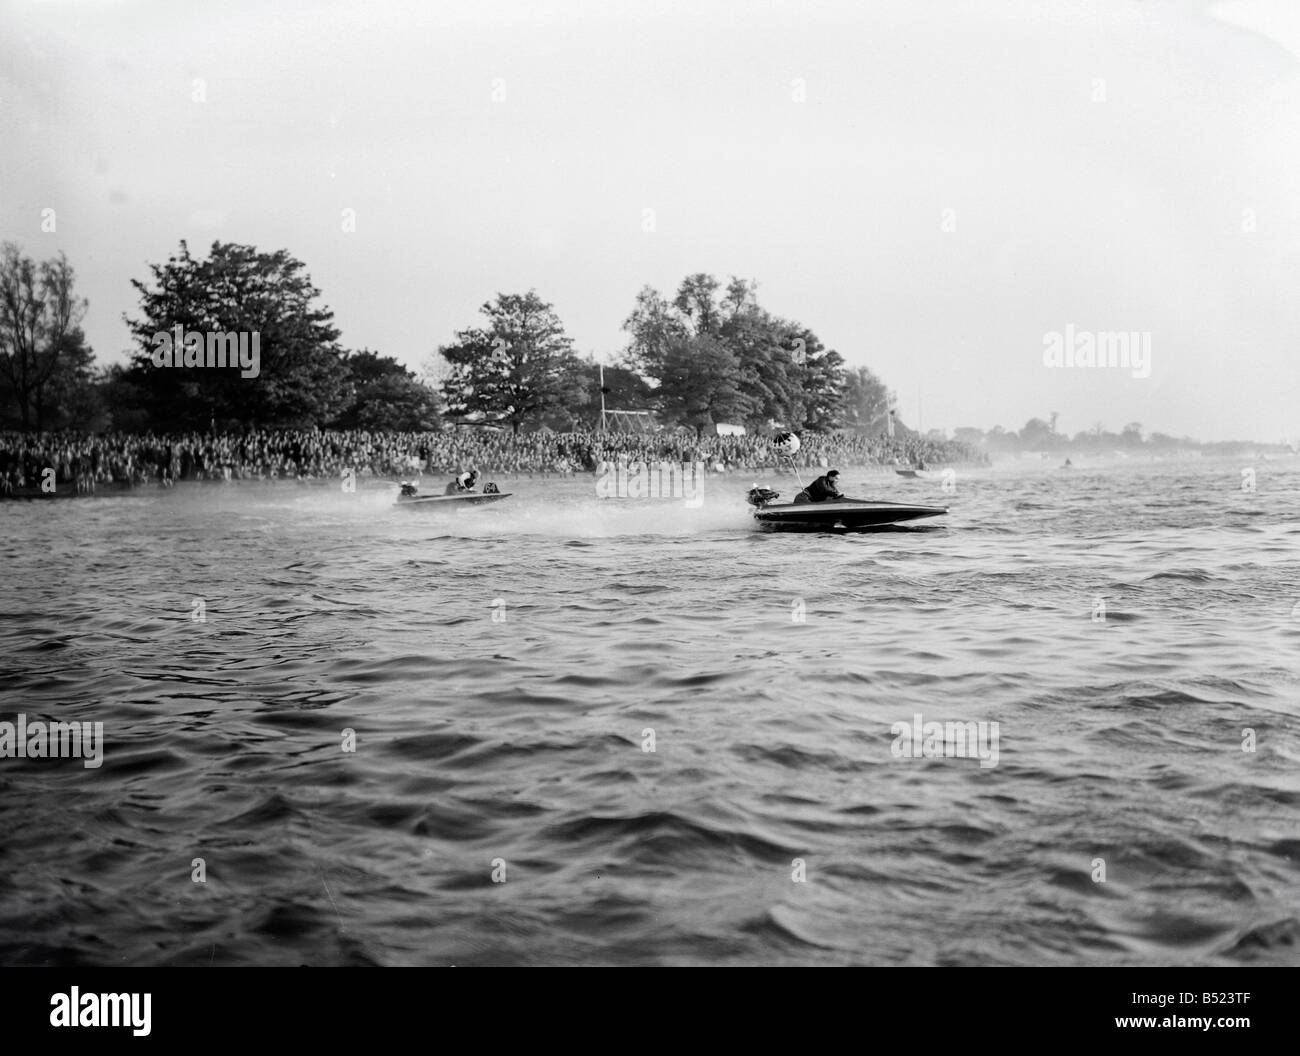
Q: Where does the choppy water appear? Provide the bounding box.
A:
[2,457,1298,966]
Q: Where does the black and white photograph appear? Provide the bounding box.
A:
[1,0,1297,1001]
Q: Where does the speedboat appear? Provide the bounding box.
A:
[394,480,511,509]
[746,486,946,531]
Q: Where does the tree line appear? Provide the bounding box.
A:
[0,239,896,436]
[955,418,1229,454]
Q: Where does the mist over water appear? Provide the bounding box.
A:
[2,457,1298,965]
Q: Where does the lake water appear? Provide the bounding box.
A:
[2,456,1298,966]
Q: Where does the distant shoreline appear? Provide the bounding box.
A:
[6,452,1281,502]
[1,461,985,501]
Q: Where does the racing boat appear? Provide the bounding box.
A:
[748,432,947,530]
[746,486,946,531]
[394,480,511,509]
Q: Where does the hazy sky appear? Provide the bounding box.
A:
[3,0,1298,441]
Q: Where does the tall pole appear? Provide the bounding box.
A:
[599,363,607,433]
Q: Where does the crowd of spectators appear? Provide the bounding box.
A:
[0,428,986,495]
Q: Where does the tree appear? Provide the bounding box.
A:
[672,273,723,335]
[1121,421,1144,447]
[438,291,586,435]
[0,244,93,430]
[986,424,1016,452]
[330,350,442,431]
[99,363,152,432]
[622,285,688,379]
[655,333,756,437]
[788,327,846,431]
[124,240,349,430]
[717,290,807,429]
[42,337,106,431]
[841,366,893,433]
[623,273,846,433]
[1019,417,1054,448]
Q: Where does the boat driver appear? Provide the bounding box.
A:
[794,469,843,504]
[445,469,480,495]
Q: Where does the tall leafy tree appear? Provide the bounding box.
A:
[439,291,586,435]
[715,280,790,423]
[673,273,723,335]
[98,363,152,432]
[788,327,846,431]
[622,285,688,379]
[656,333,756,437]
[718,287,843,429]
[1019,417,1055,448]
[840,366,892,432]
[0,244,93,430]
[124,240,348,430]
[330,349,443,431]
[624,272,845,432]
[719,279,845,431]
[40,331,103,430]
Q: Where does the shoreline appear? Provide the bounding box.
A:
[5,450,1275,502]
[0,461,985,501]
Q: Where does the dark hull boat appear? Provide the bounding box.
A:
[747,487,946,531]
[395,489,511,509]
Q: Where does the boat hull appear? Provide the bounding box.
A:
[395,492,512,509]
[752,498,946,530]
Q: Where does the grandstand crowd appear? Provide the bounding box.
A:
[0,428,987,494]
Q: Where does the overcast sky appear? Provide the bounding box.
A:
[3,0,1298,442]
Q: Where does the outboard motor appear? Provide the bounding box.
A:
[747,486,780,508]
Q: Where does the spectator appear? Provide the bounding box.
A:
[0,426,987,497]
